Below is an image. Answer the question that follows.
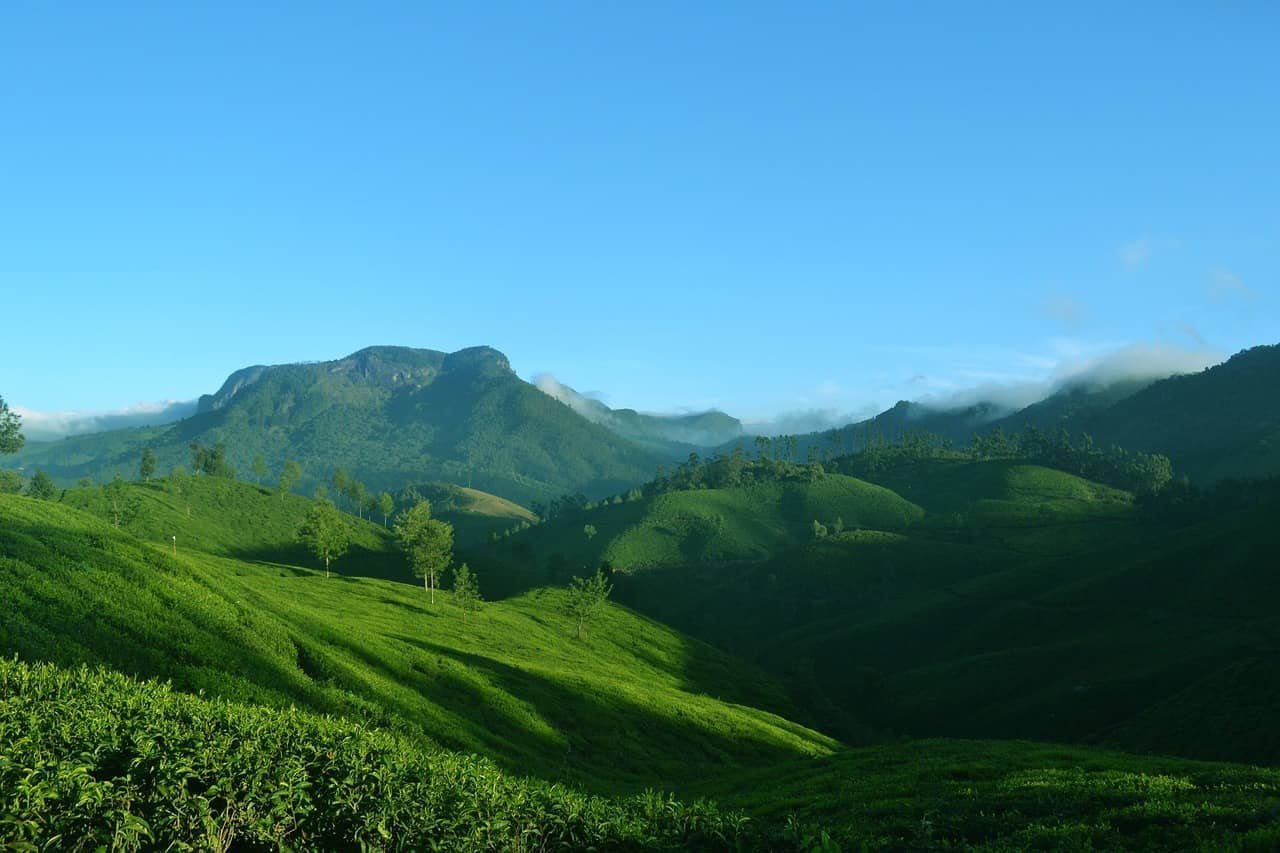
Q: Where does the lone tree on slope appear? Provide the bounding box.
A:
[395,500,454,603]
[566,568,612,640]
[297,499,351,579]
[451,563,482,617]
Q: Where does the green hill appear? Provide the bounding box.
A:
[0,486,834,791]
[478,471,923,594]
[5,346,672,505]
[484,457,1280,765]
[400,481,538,547]
[7,465,1280,847]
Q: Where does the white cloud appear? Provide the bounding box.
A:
[918,342,1222,413]
[14,400,197,441]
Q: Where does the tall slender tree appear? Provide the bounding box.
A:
[140,447,157,482]
[277,459,302,499]
[394,501,454,603]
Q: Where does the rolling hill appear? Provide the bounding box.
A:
[0,482,834,792]
[481,456,1280,764]
[6,482,1280,848]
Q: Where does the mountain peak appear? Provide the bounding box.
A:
[442,346,513,375]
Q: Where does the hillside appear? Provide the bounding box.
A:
[483,457,1280,764]
[5,346,673,505]
[0,486,835,791]
[399,481,538,547]
[477,471,923,595]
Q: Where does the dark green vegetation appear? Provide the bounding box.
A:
[482,449,1280,767]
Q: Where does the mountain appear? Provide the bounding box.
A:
[1058,344,1280,481]
[5,345,684,505]
[533,374,744,450]
[732,343,1280,484]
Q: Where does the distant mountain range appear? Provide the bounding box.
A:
[6,342,1279,502]
[734,344,1280,484]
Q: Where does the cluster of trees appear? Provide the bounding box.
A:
[822,425,1175,495]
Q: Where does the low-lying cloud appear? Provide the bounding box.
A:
[918,342,1223,415]
[14,400,197,442]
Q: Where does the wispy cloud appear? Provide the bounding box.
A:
[1119,236,1178,270]
[1208,266,1254,301]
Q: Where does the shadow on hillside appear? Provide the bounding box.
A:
[384,634,826,791]
[226,542,412,585]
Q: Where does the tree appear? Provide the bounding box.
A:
[277,459,302,499]
[332,469,351,508]
[811,519,828,539]
[167,466,192,517]
[140,447,157,482]
[348,481,370,519]
[189,442,234,478]
[27,470,57,501]
[583,523,597,541]
[0,470,24,494]
[394,501,454,603]
[566,568,612,640]
[103,474,141,528]
[0,396,23,455]
[378,492,394,527]
[297,499,350,578]
[251,454,268,484]
[451,563,482,617]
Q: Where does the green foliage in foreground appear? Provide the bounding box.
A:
[0,658,751,851]
[701,738,1280,851]
[7,658,1280,851]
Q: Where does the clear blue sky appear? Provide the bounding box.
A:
[2,1,1276,427]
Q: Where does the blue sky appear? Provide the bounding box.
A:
[2,1,1276,431]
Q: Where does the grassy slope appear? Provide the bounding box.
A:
[478,473,923,595]
[487,459,1280,764]
[0,485,834,792]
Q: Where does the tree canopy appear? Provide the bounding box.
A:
[394,501,454,602]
